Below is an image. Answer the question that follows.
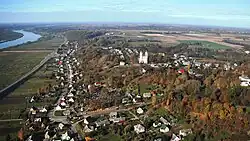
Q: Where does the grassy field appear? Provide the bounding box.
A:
[0,121,22,141]
[0,52,48,90]
[179,40,231,50]
[99,134,121,141]
[0,37,63,90]
[0,65,56,119]
[0,64,56,140]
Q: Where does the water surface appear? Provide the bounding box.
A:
[0,30,41,49]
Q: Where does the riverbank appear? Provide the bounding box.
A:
[0,30,24,43]
[0,30,41,49]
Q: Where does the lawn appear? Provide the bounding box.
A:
[0,52,48,90]
[0,65,56,120]
[179,40,231,50]
[0,121,22,141]
[0,36,63,90]
[139,84,159,94]
[153,107,169,117]
[98,133,121,141]
[0,64,56,140]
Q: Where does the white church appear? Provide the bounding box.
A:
[138,51,148,64]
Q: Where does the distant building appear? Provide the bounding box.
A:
[137,107,144,114]
[134,124,145,134]
[120,62,125,66]
[160,125,170,133]
[239,75,250,86]
[179,129,192,137]
[139,51,148,64]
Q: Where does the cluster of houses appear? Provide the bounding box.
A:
[78,108,192,141]
[23,42,83,141]
[239,75,250,87]
[121,91,157,105]
[54,47,83,113]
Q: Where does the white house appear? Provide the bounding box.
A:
[239,76,250,82]
[239,76,250,87]
[55,105,63,111]
[153,122,162,128]
[160,117,171,125]
[134,124,145,134]
[137,107,144,114]
[143,93,152,98]
[39,107,47,113]
[44,131,50,139]
[68,98,74,103]
[179,129,192,137]
[160,125,170,133]
[109,112,117,118]
[30,108,37,115]
[139,51,148,64]
[120,61,125,66]
[84,125,94,133]
[142,68,147,73]
[67,93,74,97]
[61,132,71,140]
[171,134,181,141]
[58,123,64,130]
[84,118,89,125]
[60,101,67,107]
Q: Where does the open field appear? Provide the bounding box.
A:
[0,65,56,120]
[179,40,231,50]
[0,64,56,140]
[0,121,22,141]
[115,30,250,48]
[137,31,250,49]
[0,52,49,90]
[0,37,63,90]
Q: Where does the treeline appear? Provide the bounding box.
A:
[140,31,181,35]
[66,30,105,41]
[223,39,247,46]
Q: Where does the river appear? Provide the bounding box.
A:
[0,30,41,49]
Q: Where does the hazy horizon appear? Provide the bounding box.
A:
[1,0,250,28]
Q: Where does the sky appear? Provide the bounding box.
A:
[0,0,250,28]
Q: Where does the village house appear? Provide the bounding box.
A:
[134,124,145,134]
[179,129,192,137]
[171,134,181,141]
[120,61,125,66]
[160,117,171,125]
[239,75,250,86]
[153,122,162,128]
[136,107,144,114]
[143,92,151,98]
[160,125,170,133]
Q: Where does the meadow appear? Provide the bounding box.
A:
[0,37,63,90]
[0,64,56,140]
[179,40,231,50]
